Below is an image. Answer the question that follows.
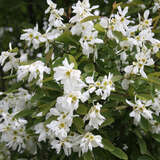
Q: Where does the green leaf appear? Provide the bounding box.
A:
[138,155,153,160]
[15,108,35,119]
[144,75,160,86]
[94,23,105,32]
[136,94,153,101]
[113,31,127,41]
[83,151,93,160]
[139,117,151,132]
[112,75,123,82]
[65,54,78,69]
[137,138,147,155]
[77,104,88,115]
[84,63,95,73]
[81,16,100,23]
[2,74,16,80]
[152,134,160,143]
[111,147,128,160]
[73,117,84,130]
[101,117,114,128]
[44,115,58,125]
[55,30,79,45]
[102,138,115,152]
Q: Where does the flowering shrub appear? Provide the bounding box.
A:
[1,0,160,159]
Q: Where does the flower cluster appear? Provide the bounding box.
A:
[1,0,160,159]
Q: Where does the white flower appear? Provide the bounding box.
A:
[0,112,28,152]
[45,0,64,28]
[150,120,160,134]
[34,123,48,142]
[70,0,98,23]
[126,97,153,125]
[153,1,160,13]
[47,119,71,139]
[138,10,152,30]
[0,43,19,72]
[20,25,43,49]
[124,48,154,78]
[80,132,103,154]
[84,103,105,129]
[121,79,134,90]
[51,138,72,156]
[53,58,81,84]
[96,73,115,100]
[17,61,50,87]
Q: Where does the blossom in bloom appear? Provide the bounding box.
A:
[46,118,72,140]
[51,138,72,156]
[80,132,103,154]
[17,61,50,87]
[124,48,154,78]
[53,58,81,84]
[84,103,105,129]
[0,43,19,72]
[153,0,160,13]
[138,10,152,30]
[45,0,64,28]
[96,73,115,100]
[34,123,48,142]
[150,120,160,134]
[126,96,153,125]
[20,24,43,49]
[70,0,98,23]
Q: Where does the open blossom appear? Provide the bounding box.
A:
[150,120,160,134]
[34,123,48,142]
[138,10,152,30]
[53,58,81,84]
[46,119,71,140]
[70,0,98,23]
[20,24,43,49]
[153,0,160,13]
[51,138,72,156]
[80,132,103,154]
[96,73,115,100]
[17,61,50,87]
[124,48,154,78]
[84,103,105,129]
[45,0,64,28]
[0,43,19,72]
[126,97,153,125]
[0,112,28,152]
[113,6,131,35]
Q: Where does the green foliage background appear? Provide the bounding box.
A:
[1,0,160,160]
